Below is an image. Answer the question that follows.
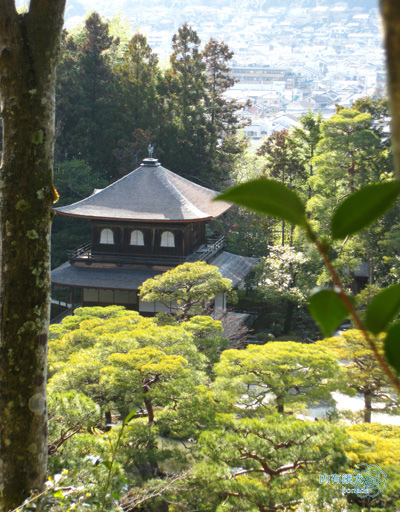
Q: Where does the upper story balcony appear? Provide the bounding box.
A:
[67,235,226,268]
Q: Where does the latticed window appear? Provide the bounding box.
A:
[100,228,114,244]
[160,231,175,247]
[130,230,144,246]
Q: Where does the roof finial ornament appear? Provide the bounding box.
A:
[148,144,154,158]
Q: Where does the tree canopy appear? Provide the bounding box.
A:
[139,261,232,319]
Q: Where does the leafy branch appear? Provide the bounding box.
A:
[216,178,400,394]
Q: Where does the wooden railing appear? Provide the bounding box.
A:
[67,236,225,266]
[67,240,91,260]
[186,236,225,262]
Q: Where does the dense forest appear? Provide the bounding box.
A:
[54,13,243,186]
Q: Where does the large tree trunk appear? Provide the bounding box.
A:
[0,2,66,511]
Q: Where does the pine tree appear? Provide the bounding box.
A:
[203,38,249,185]
[308,108,390,291]
[309,109,380,236]
[55,31,80,162]
[203,38,236,134]
[118,34,161,130]
[257,129,306,245]
[319,331,399,423]
[113,34,161,174]
[290,110,322,201]
[56,12,122,179]
[160,24,212,184]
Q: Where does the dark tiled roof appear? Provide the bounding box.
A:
[54,159,231,222]
[211,252,258,288]
[51,262,163,290]
[51,252,258,291]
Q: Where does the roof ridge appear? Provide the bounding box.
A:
[158,167,210,219]
[162,166,220,195]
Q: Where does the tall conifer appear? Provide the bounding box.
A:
[56,12,121,179]
[160,24,213,184]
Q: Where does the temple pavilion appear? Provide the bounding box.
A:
[51,158,256,315]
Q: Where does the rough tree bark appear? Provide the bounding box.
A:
[381,0,400,178]
[0,1,66,510]
[363,389,372,424]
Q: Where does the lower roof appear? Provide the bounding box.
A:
[51,253,258,291]
[211,252,258,288]
[51,262,163,291]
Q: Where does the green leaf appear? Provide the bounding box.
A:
[123,410,136,426]
[384,322,400,374]
[216,179,308,227]
[365,284,400,334]
[111,493,120,500]
[308,289,349,337]
[331,181,400,239]
[101,460,112,469]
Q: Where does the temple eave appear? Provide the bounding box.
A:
[53,209,214,222]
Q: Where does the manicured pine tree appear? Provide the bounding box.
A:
[214,341,344,414]
[184,341,348,511]
[196,415,347,512]
[139,261,232,320]
[319,330,399,423]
